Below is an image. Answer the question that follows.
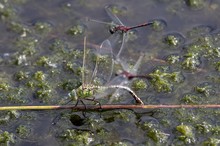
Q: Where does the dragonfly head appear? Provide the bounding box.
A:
[109,26,117,34]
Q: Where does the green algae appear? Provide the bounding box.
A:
[33,21,52,35]
[132,79,147,90]
[165,34,180,46]
[186,0,206,10]
[149,68,183,92]
[0,131,15,145]
[67,24,86,36]
[181,52,200,71]
[60,129,93,145]
[181,94,201,104]
[16,125,30,138]
[166,54,180,64]
[176,124,195,144]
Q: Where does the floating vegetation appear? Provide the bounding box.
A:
[16,125,31,138]
[0,131,15,145]
[66,24,86,36]
[151,19,167,31]
[59,129,93,145]
[149,68,184,92]
[132,79,147,90]
[176,124,195,144]
[33,21,52,35]
[181,52,200,71]
[181,94,201,104]
[166,54,180,64]
[164,32,185,47]
[185,0,206,10]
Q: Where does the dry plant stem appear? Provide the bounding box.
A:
[0,104,219,111]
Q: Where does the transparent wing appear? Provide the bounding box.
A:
[83,42,97,86]
[105,31,125,60]
[95,39,114,84]
[105,5,124,26]
[84,39,114,87]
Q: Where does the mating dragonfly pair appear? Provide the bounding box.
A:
[72,5,153,106]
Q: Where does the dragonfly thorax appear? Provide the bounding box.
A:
[109,25,130,34]
[76,85,94,99]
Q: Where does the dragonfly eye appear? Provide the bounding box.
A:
[109,27,116,34]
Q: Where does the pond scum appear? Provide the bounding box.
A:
[0,0,220,145]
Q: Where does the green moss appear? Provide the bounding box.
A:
[186,0,205,10]
[126,30,138,41]
[0,83,9,91]
[60,129,93,145]
[176,124,195,144]
[33,71,45,81]
[5,88,27,104]
[214,61,220,71]
[166,54,180,64]
[0,111,20,124]
[152,20,166,31]
[181,94,201,104]
[26,81,34,88]
[181,52,200,70]
[195,83,215,97]
[35,89,52,102]
[35,56,54,67]
[16,125,30,138]
[147,129,169,143]
[204,47,220,59]
[33,21,52,34]
[15,37,38,56]
[176,125,195,144]
[8,21,30,35]
[165,35,179,46]
[132,79,147,90]
[203,138,220,146]
[49,39,67,51]
[0,3,16,20]
[14,71,29,81]
[107,5,125,15]
[63,61,75,73]
[0,131,15,145]
[196,122,212,134]
[149,69,183,92]
[186,25,212,38]
[67,25,85,36]
[211,126,220,135]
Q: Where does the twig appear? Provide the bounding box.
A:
[0,104,219,111]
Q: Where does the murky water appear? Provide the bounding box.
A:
[0,0,220,145]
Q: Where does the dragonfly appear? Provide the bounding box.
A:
[71,36,144,105]
[87,5,153,61]
[93,38,153,104]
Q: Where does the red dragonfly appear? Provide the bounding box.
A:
[87,5,153,61]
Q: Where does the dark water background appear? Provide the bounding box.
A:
[0,0,220,145]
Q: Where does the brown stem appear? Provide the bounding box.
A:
[0,104,219,111]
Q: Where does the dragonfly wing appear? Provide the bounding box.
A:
[98,39,114,83]
[106,32,124,59]
[94,75,127,100]
[105,5,124,26]
[116,32,127,61]
[129,53,144,75]
[88,39,114,87]
[83,44,98,85]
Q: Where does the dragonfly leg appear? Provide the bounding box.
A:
[85,97,102,109]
